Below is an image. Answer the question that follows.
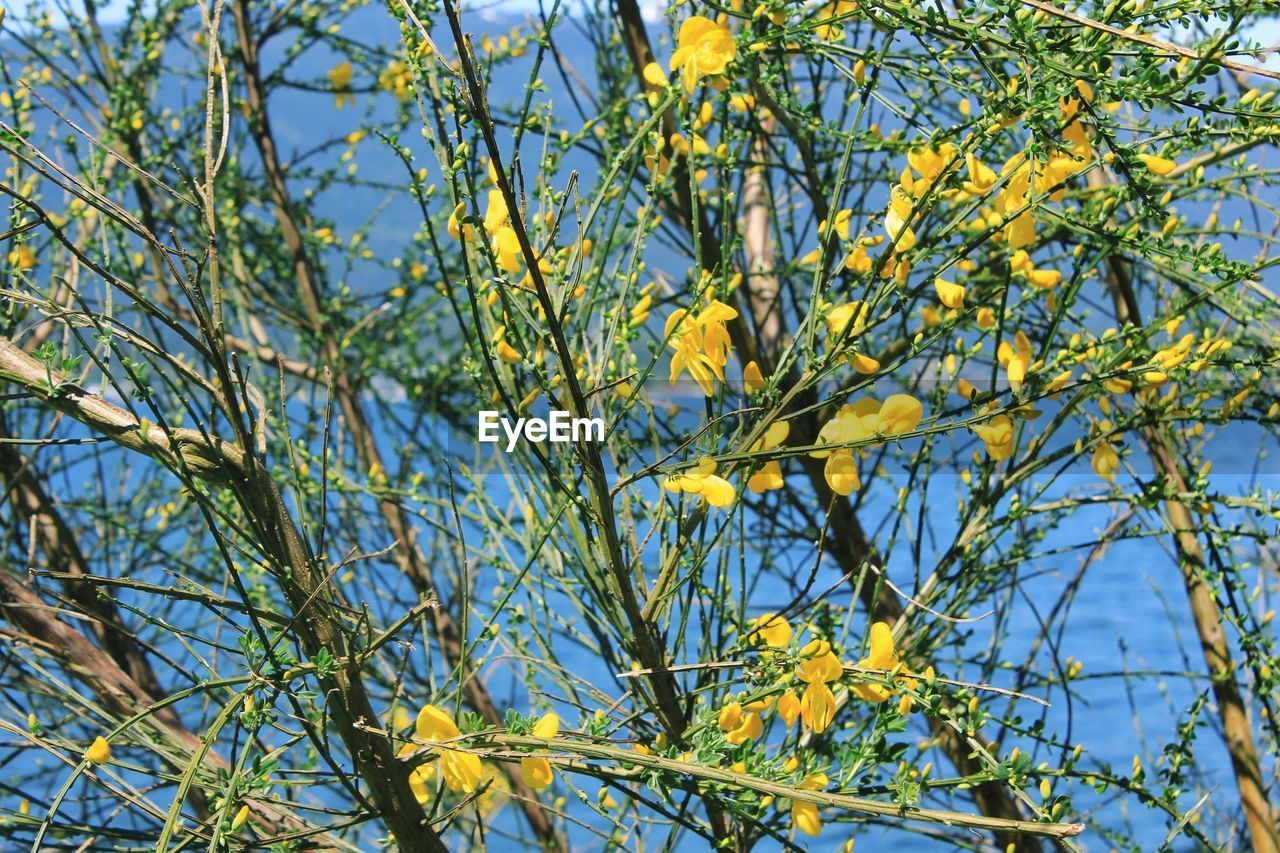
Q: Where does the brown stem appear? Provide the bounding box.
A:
[1,429,165,699]
[0,567,332,844]
[227,4,564,845]
[0,337,444,852]
[446,0,687,738]
[742,132,782,352]
[610,7,1043,846]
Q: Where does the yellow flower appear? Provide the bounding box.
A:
[520,756,554,790]
[1092,440,1119,482]
[459,190,538,276]
[378,60,413,101]
[747,461,784,493]
[963,153,997,194]
[934,277,966,309]
[907,143,958,181]
[327,62,355,109]
[752,421,789,453]
[718,703,763,744]
[1103,375,1132,395]
[798,640,843,683]
[1154,334,1194,370]
[416,705,483,794]
[231,805,251,832]
[823,450,859,496]
[998,331,1033,393]
[828,300,879,372]
[844,243,873,273]
[663,456,736,508]
[848,352,880,374]
[408,760,438,803]
[416,703,461,739]
[877,394,923,435]
[799,680,835,733]
[746,420,788,494]
[85,736,111,766]
[630,293,653,326]
[727,706,762,742]
[1005,210,1035,249]
[851,621,898,703]
[532,712,560,739]
[814,398,880,455]
[971,413,1015,460]
[669,16,736,93]
[800,772,829,791]
[493,225,524,274]
[666,300,739,396]
[1138,153,1177,176]
[642,61,668,88]
[743,360,766,393]
[447,202,469,241]
[440,745,483,794]
[883,186,918,252]
[812,394,922,496]
[10,245,37,270]
[814,0,858,41]
[519,711,561,786]
[777,690,801,728]
[496,340,523,364]
[1026,268,1061,289]
[826,301,869,340]
[483,189,510,234]
[862,622,898,668]
[791,799,822,836]
[751,613,792,648]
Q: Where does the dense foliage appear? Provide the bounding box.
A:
[1,0,1278,849]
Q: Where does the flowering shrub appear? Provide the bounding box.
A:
[0,0,1277,850]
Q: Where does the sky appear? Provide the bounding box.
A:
[1,0,1277,56]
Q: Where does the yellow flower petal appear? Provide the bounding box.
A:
[496,340,523,364]
[791,799,823,836]
[934,277,966,309]
[642,61,668,88]
[1138,154,1177,176]
[800,680,835,733]
[752,613,792,648]
[877,394,923,435]
[823,451,860,496]
[777,690,801,728]
[698,473,736,507]
[520,756,554,790]
[848,352,880,374]
[417,704,462,741]
[864,621,897,669]
[532,712,561,740]
[86,736,111,766]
